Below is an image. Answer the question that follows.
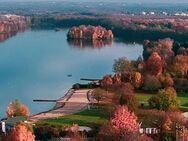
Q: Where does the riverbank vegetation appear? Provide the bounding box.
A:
[31,14,188,42]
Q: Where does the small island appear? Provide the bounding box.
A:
[67,25,114,40]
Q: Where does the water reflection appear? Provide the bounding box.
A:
[0,29,27,42]
[0,33,15,42]
[67,39,113,48]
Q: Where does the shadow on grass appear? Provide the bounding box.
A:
[177,92,188,98]
[181,103,188,107]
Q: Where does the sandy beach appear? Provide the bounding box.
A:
[29,89,93,122]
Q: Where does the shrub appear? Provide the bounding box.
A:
[148,87,179,111]
[92,88,103,104]
[34,124,62,140]
[72,83,80,89]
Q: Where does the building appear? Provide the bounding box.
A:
[0,116,27,134]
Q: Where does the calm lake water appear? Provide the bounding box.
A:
[0,29,143,118]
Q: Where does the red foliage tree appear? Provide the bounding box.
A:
[146,52,163,76]
[110,105,139,134]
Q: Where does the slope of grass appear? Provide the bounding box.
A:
[37,106,108,128]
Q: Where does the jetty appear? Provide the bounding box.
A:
[29,89,93,122]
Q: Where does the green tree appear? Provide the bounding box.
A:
[113,57,131,73]
[92,88,103,104]
[148,87,179,111]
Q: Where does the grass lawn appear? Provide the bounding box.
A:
[37,105,108,128]
[136,92,188,111]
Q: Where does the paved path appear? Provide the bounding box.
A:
[29,89,92,122]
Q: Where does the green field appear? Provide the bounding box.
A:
[37,106,108,128]
[136,92,188,110]
[37,92,188,129]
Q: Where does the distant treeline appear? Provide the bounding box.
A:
[31,15,188,43]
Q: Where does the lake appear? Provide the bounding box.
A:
[0,29,143,118]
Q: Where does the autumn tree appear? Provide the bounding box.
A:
[158,38,174,70]
[113,73,121,84]
[110,105,139,135]
[143,40,156,61]
[100,75,113,88]
[64,124,86,141]
[118,83,139,112]
[179,129,188,141]
[121,72,132,83]
[131,72,142,89]
[160,115,175,141]
[162,116,173,133]
[6,99,29,117]
[159,74,174,88]
[97,123,118,141]
[173,55,188,77]
[148,87,179,111]
[146,52,163,76]
[143,75,162,92]
[143,38,174,71]
[8,123,35,141]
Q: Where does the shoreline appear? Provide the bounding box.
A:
[28,88,74,120]
[28,89,93,122]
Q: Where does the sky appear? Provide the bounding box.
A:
[2,0,188,3]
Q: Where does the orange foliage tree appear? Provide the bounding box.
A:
[6,99,29,117]
[100,75,113,88]
[131,72,142,88]
[173,55,188,77]
[8,123,35,141]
